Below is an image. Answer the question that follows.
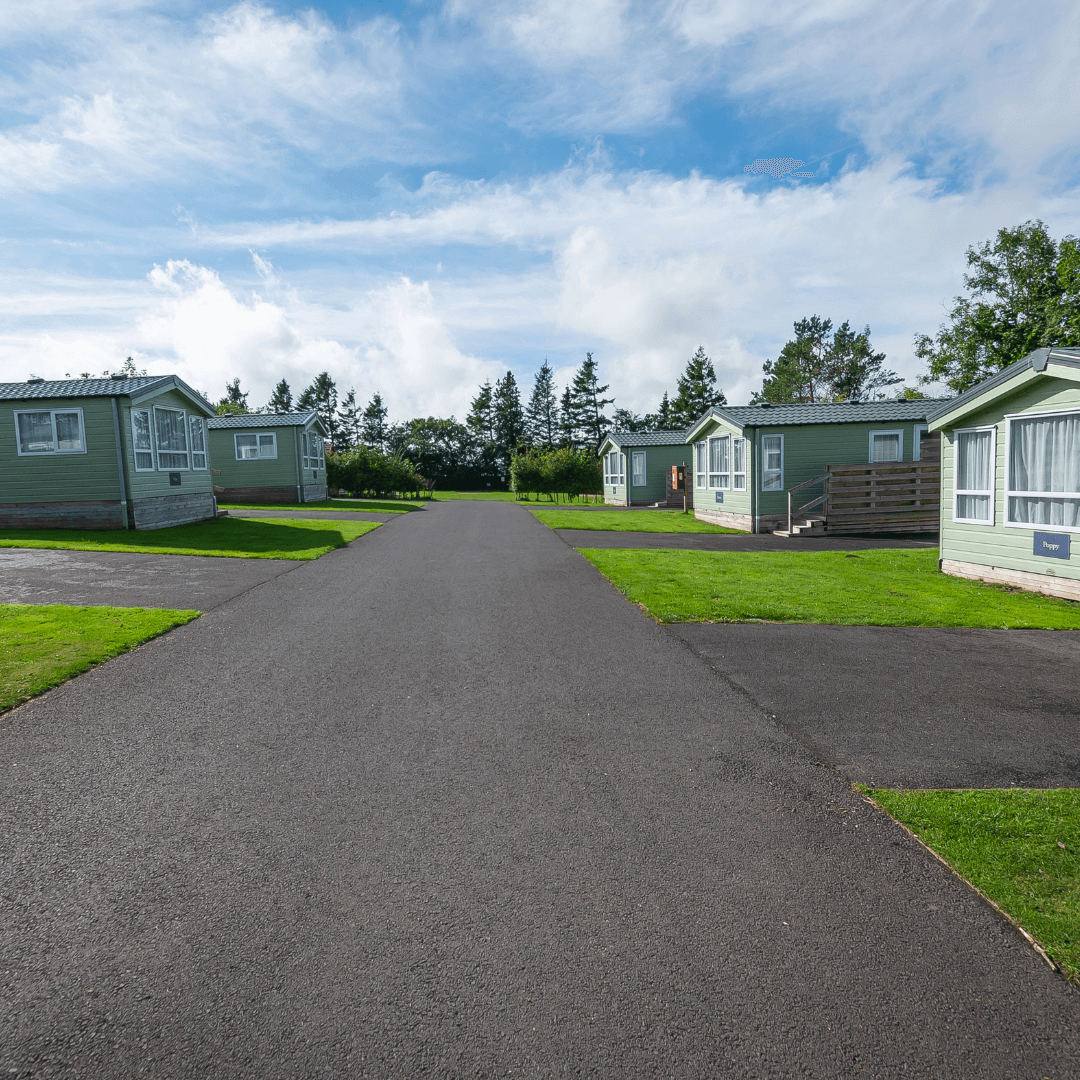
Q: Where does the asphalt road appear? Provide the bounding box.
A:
[557,528,937,550]
[0,548,302,611]
[670,623,1080,789]
[225,508,403,522]
[1,501,1076,1077]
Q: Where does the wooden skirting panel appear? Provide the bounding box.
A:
[132,492,217,531]
[0,500,125,530]
[941,558,1080,601]
[303,483,327,503]
[220,486,297,503]
[694,508,753,532]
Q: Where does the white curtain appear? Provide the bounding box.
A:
[1009,414,1080,526]
[955,429,992,521]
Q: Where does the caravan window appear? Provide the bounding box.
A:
[954,427,995,525]
[761,435,783,490]
[1005,411,1080,530]
[870,430,903,462]
[733,438,747,490]
[154,407,189,470]
[15,408,85,456]
[631,451,646,487]
[708,435,730,488]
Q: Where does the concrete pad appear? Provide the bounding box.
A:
[669,622,1080,788]
[0,547,302,611]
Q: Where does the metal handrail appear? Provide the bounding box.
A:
[787,473,829,535]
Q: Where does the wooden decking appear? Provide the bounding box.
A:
[822,459,940,533]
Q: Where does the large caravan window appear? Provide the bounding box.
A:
[603,451,624,487]
[708,435,730,488]
[235,432,277,460]
[954,427,995,525]
[761,435,783,490]
[631,451,646,487]
[1006,411,1080,530]
[15,408,85,456]
[154,407,189,470]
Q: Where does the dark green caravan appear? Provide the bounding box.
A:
[206,412,328,503]
[1,374,217,530]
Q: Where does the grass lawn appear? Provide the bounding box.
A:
[0,517,380,561]
[863,787,1080,982]
[1,604,199,714]
[530,507,741,533]
[579,547,1080,627]
[219,498,422,514]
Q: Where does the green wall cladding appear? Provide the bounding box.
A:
[939,376,1080,581]
[120,388,215,501]
[602,443,693,503]
[208,425,304,491]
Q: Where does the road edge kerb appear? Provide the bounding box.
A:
[854,784,1062,978]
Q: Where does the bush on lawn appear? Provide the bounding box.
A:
[327,446,431,499]
[510,447,603,502]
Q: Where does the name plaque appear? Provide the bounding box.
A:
[1033,531,1070,560]
[715,491,724,504]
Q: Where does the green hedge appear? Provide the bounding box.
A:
[510,447,603,501]
[327,447,430,499]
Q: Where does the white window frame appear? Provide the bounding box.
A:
[631,450,646,487]
[952,424,996,527]
[153,405,190,471]
[14,407,87,457]
[869,429,904,463]
[733,437,747,491]
[235,431,278,461]
[130,408,154,471]
[708,434,731,489]
[603,450,624,487]
[1004,408,1080,533]
[913,424,928,461]
[189,416,208,470]
[305,432,323,470]
[695,441,706,488]
[761,434,784,491]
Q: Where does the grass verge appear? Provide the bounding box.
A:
[1,604,199,714]
[862,786,1079,982]
[0,517,380,561]
[530,507,741,533]
[578,547,1080,627]
[219,499,421,514]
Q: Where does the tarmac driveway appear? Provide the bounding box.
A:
[1,500,1076,1077]
[0,547,302,611]
[670,622,1080,788]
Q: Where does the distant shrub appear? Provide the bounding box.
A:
[327,447,430,499]
[510,447,602,502]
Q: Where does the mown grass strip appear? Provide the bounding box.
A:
[1,604,200,714]
[578,547,1080,627]
[862,787,1080,982]
[219,499,422,514]
[531,507,741,534]
[0,517,380,561]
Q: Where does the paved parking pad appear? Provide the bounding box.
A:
[0,547,301,611]
[670,622,1080,788]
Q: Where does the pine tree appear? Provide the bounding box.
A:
[267,378,293,413]
[215,377,250,415]
[557,386,576,448]
[492,371,526,472]
[361,392,389,452]
[613,407,645,432]
[526,360,559,449]
[338,388,361,450]
[466,380,495,443]
[643,391,677,430]
[297,372,339,448]
[568,352,614,449]
[670,347,726,427]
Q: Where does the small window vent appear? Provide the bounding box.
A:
[111,372,127,380]
[26,374,44,384]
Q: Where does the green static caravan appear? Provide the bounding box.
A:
[597,430,693,506]
[207,412,328,504]
[684,400,936,533]
[0,375,217,530]
[927,346,1080,601]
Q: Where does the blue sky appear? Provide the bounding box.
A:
[1,0,1078,419]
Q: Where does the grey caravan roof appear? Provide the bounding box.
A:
[700,399,937,430]
[602,428,688,449]
[924,347,1080,424]
[207,411,323,431]
[0,375,213,413]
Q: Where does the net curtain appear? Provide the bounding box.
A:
[1009,413,1080,527]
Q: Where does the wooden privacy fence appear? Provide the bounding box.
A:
[822,459,940,533]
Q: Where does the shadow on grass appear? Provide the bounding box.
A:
[0,517,379,560]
